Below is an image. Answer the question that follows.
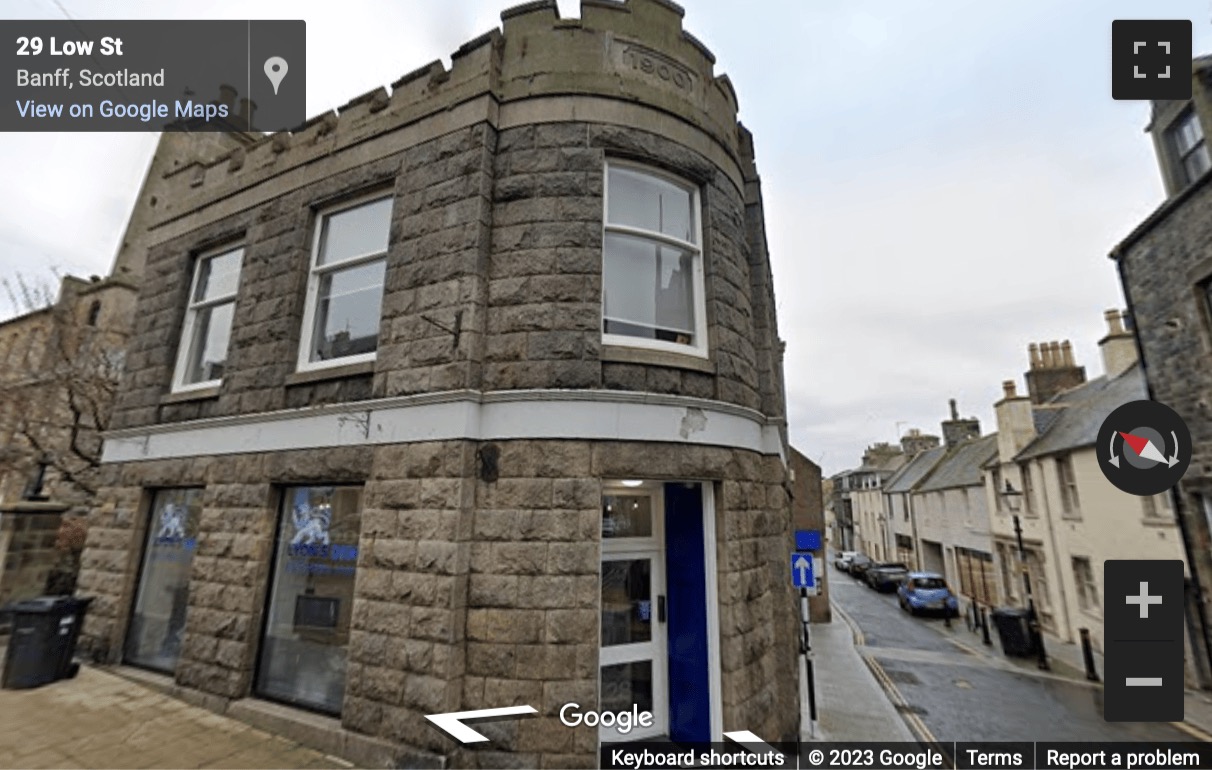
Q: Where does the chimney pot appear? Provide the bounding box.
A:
[1061,340,1075,367]
[1029,343,1041,369]
[1104,308,1125,334]
[1003,380,1017,398]
[1049,341,1063,366]
[949,398,959,420]
[1040,343,1053,368]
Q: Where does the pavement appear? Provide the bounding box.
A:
[0,665,353,769]
[804,602,916,742]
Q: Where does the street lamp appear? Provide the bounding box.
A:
[1000,480,1050,671]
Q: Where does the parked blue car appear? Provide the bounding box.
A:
[897,572,959,617]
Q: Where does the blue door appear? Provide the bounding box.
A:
[664,483,711,742]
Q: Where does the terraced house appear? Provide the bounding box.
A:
[74,1,798,767]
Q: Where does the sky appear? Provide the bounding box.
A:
[4,0,1210,476]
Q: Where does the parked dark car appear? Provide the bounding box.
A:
[848,555,874,579]
[864,563,909,591]
[897,572,960,617]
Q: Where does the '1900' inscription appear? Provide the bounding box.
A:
[620,44,696,94]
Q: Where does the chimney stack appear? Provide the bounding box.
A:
[1099,308,1138,378]
[900,428,941,456]
[941,399,981,448]
[995,377,1037,458]
[1024,339,1086,404]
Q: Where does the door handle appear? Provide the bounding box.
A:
[658,595,666,623]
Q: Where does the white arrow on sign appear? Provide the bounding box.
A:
[794,555,811,585]
[426,705,538,743]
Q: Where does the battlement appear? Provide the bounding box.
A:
[152,0,744,228]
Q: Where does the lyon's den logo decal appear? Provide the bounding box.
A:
[291,501,332,546]
[157,503,187,540]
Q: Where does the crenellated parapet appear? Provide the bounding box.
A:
[153,0,743,226]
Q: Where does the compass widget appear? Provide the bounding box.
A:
[1097,400,1191,496]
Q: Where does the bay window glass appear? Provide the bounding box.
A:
[256,485,362,714]
[125,488,202,672]
[173,246,243,390]
[299,195,391,370]
[602,163,705,355]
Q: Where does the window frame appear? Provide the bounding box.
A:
[1071,555,1100,614]
[296,191,393,374]
[1170,109,1211,187]
[601,160,708,359]
[1019,462,1036,517]
[1056,454,1080,516]
[171,243,244,393]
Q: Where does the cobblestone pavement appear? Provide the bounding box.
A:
[0,666,354,769]
[828,564,1209,747]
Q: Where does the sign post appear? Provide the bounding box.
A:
[790,547,819,740]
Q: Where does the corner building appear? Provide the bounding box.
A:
[75,1,797,766]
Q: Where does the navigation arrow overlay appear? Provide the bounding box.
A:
[426,706,538,743]
[1169,430,1180,467]
[1109,432,1120,468]
[724,730,778,755]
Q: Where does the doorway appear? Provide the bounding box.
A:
[599,481,716,743]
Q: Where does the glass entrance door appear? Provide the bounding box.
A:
[600,485,667,741]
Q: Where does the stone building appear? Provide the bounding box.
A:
[849,443,907,561]
[1111,54,1212,687]
[882,411,994,607]
[74,1,797,766]
[789,447,828,622]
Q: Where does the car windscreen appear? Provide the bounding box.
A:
[912,577,946,589]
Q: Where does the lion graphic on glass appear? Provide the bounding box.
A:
[291,498,333,546]
[156,502,188,541]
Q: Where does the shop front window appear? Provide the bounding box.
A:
[125,488,203,673]
[255,485,362,715]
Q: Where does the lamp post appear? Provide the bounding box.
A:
[1001,480,1050,671]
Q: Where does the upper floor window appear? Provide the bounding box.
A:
[173,245,243,391]
[1056,454,1080,515]
[299,195,392,371]
[602,162,706,356]
[1020,462,1036,516]
[1071,556,1099,613]
[1170,110,1211,187]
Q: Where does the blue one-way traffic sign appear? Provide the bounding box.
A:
[791,552,815,590]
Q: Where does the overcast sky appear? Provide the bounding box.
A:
[4,0,1210,475]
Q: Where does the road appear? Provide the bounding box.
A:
[828,563,1200,745]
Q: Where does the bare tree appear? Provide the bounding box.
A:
[0,272,124,501]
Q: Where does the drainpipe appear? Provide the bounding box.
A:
[908,492,922,571]
[1036,458,1074,643]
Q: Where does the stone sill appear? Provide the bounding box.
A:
[284,361,375,387]
[1141,517,1177,528]
[601,344,716,374]
[161,385,220,405]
